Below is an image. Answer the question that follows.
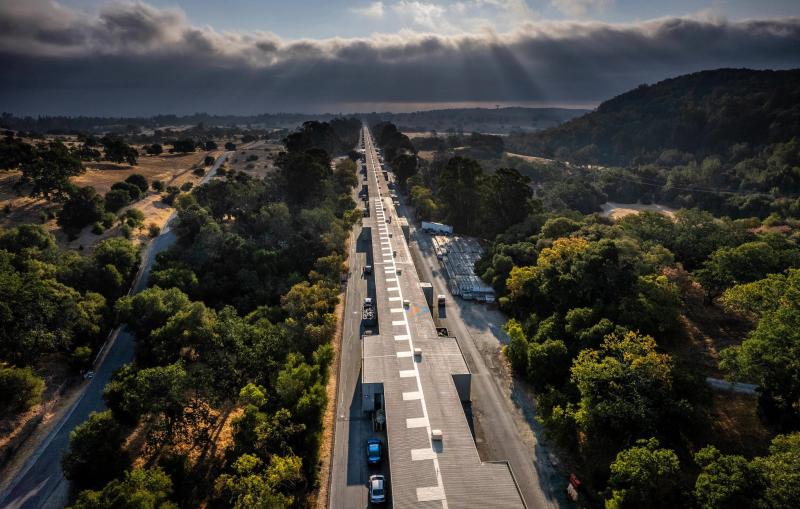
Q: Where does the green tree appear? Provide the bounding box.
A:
[213,454,293,509]
[720,269,800,427]
[58,186,105,237]
[569,331,684,443]
[693,446,759,509]
[62,410,131,490]
[482,167,532,238]
[145,144,163,156]
[605,438,681,509]
[0,364,44,413]
[172,139,196,153]
[19,141,84,199]
[437,156,485,234]
[391,154,418,187]
[104,188,132,212]
[69,467,176,509]
[751,433,800,509]
[124,174,149,194]
[101,137,138,165]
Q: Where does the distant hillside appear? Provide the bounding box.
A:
[363,107,588,134]
[506,69,800,165]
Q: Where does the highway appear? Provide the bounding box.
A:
[329,129,384,508]
[328,127,564,508]
[0,151,231,509]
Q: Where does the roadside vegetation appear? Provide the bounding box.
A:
[374,102,800,507]
[59,119,361,508]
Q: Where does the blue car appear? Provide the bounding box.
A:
[367,438,382,465]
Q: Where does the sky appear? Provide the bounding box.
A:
[1,0,800,115]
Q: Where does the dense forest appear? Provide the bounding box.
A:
[373,117,800,508]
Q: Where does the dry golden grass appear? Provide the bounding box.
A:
[1,149,220,252]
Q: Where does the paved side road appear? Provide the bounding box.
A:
[0,152,230,509]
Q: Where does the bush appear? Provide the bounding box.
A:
[192,167,205,176]
[204,155,215,166]
[224,142,236,150]
[163,186,180,206]
[180,182,193,192]
[151,180,165,192]
[0,365,45,413]
[91,222,105,235]
[148,223,161,238]
[101,212,116,228]
[121,224,133,239]
[122,208,145,230]
[246,154,258,162]
[70,346,93,371]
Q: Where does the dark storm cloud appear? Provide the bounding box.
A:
[1,1,799,115]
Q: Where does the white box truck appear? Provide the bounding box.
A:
[421,221,453,235]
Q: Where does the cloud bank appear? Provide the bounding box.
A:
[1,1,799,115]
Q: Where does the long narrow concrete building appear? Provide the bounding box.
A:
[359,126,527,509]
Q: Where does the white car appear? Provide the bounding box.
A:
[369,474,386,504]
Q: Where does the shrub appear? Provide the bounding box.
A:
[180,182,193,192]
[204,155,215,166]
[148,223,161,238]
[0,365,45,413]
[151,180,165,192]
[192,167,205,176]
[101,212,116,228]
[92,222,105,235]
[121,224,133,239]
[70,346,93,371]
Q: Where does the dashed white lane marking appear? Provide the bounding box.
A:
[406,417,428,428]
[399,370,416,378]
[385,277,397,282]
[397,351,412,358]
[411,448,437,461]
[394,334,410,340]
[388,296,402,301]
[392,320,406,326]
[387,286,400,291]
[403,391,422,401]
[390,308,404,314]
[417,486,446,502]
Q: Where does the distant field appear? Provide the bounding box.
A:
[601,201,677,220]
[0,145,219,252]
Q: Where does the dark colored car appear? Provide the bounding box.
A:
[367,438,382,465]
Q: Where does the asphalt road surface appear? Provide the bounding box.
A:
[0,152,230,509]
[329,130,391,508]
